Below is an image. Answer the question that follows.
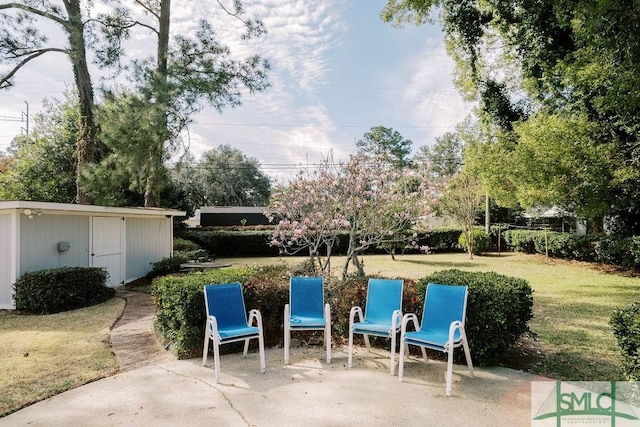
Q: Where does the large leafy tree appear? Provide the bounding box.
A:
[94,0,270,207]
[438,170,484,258]
[195,144,271,207]
[0,95,78,202]
[412,131,463,179]
[510,114,620,231]
[355,126,413,169]
[382,0,640,233]
[0,0,109,204]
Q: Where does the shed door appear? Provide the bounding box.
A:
[92,217,124,286]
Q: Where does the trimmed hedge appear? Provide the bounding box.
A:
[181,229,280,257]
[610,302,640,381]
[13,267,115,314]
[418,269,534,366]
[179,228,465,258]
[503,229,640,269]
[152,267,256,358]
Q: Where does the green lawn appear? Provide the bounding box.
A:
[222,252,640,380]
[0,297,125,417]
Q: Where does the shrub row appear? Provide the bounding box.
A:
[179,228,465,258]
[611,302,640,381]
[152,264,533,366]
[503,230,640,269]
[13,267,115,314]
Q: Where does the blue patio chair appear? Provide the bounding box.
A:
[284,276,331,364]
[348,278,403,375]
[202,282,266,383]
[398,283,474,396]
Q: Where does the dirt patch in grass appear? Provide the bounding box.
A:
[497,333,550,375]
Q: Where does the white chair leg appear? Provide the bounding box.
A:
[398,339,405,381]
[389,332,396,376]
[284,304,290,364]
[213,337,221,384]
[363,334,372,352]
[202,328,210,366]
[421,347,428,363]
[348,327,354,368]
[325,303,331,364]
[243,338,250,357]
[258,333,266,373]
[461,331,474,376]
[445,347,454,397]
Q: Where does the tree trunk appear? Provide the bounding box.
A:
[144,0,171,207]
[466,228,474,259]
[589,216,605,234]
[65,1,97,204]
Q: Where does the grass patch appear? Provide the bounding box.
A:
[0,297,125,417]
[222,252,640,380]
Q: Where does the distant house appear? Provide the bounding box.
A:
[523,206,586,234]
[199,206,270,227]
[0,201,185,310]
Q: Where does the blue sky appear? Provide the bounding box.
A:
[0,0,474,180]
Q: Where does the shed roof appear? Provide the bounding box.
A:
[0,201,185,217]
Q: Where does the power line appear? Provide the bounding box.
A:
[197,121,457,129]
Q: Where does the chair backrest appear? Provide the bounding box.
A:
[290,276,325,319]
[204,282,248,331]
[421,283,468,331]
[364,278,404,324]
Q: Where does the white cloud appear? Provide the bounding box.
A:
[398,37,475,148]
[0,1,473,184]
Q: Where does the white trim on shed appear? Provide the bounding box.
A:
[0,201,185,310]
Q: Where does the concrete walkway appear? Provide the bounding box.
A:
[110,289,176,372]
[0,290,545,426]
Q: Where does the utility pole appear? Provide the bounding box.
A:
[21,101,29,135]
[485,193,490,234]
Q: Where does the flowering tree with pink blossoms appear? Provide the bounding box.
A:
[267,154,345,275]
[268,150,437,279]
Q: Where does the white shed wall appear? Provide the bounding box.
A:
[19,214,90,275]
[125,217,172,281]
[0,213,15,309]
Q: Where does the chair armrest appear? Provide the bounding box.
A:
[284,303,290,325]
[400,313,420,337]
[324,303,331,323]
[207,315,219,337]
[448,320,463,348]
[349,306,363,328]
[391,309,403,333]
[248,309,264,331]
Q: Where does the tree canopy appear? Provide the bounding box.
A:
[194,145,271,207]
[355,126,413,169]
[0,1,270,208]
[382,0,640,233]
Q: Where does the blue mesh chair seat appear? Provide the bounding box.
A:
[284,276,331,364]
[201,282,265,383]
[348,278,404,375]
[398,283,474,396]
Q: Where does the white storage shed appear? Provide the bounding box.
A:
[0,201,185,309]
